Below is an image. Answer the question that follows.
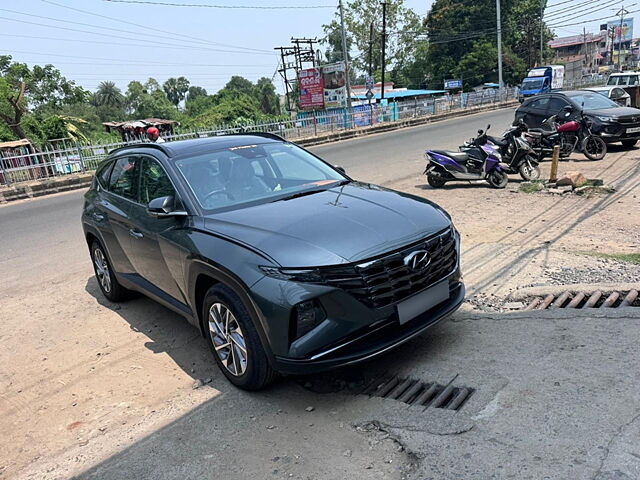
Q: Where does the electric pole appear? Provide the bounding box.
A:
[381,2,387,100]
[540,0,544,65]
[616,6,629,72]
[583,27,588,71]
[496,0,503,88]
[338,0,353,110]
[368,21,374,108]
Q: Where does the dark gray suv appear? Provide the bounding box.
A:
[82,134,464,390]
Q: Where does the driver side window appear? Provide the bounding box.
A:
[139,157,176,206]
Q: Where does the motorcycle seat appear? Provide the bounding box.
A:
[527,128,556,137]
[487,135,508,147]
[430,150,469,163]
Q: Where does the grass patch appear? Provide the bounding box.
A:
[579,251,640,264]
[519,180,544,193]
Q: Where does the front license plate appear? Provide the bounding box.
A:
[627,127,640,134]
[397,281,450,325]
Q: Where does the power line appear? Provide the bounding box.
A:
[103,0,334,8]
[39,0,271,53]
[545,0,621,20]
[0,7,271,53]
[547,6,639,27]
[0,16,272,55]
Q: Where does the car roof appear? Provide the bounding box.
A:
[108,133,284,158]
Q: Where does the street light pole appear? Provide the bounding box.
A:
[339,0,353,110]
[496,0,504,88]
[540,0,544,65]
[616,6,629,72]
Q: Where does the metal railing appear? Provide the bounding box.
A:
[0,88,518,186]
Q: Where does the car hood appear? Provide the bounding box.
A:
[202,182,452,267]
[584,106,640,118]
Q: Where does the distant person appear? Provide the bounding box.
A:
[146,127,165,143]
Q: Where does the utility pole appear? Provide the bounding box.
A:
[609,26,616,66]
[583,27,588,71]
[368,21,374,109]
[616,6,629,72]
[338,0,353,110]
[381,2,387,100]
[496,0,503,88]
[539,0,544,65]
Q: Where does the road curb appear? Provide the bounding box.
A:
[0,174,93,204]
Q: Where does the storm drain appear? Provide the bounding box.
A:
[524,289,639,310]
[360,375,474,411]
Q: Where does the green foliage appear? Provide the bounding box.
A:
[255,77,280,115]
[187,86,207,101]
[163,76,190,109]
[94,81,124,108]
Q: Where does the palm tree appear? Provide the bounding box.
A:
[163,76,190,110]
[94,81,124,108]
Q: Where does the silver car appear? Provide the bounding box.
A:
[587,86,632,107]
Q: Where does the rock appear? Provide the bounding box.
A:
[556,171,587,188]
[503,301,525,310]
[557,185,573,193]
[343,449,352,457]
[305,406,315,412]
[203,378,212,384]
[192,379,204,389]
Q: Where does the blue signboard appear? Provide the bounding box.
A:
[607,18,634,43]
[444,79,463,89]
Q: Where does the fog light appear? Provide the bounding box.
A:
[293,299,326,340]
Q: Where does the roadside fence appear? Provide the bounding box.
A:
[0,87,518,186]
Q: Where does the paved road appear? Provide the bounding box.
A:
[0,106,515,291]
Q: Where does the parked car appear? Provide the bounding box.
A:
[587,86,632,107]
[514,90,640,148]
[82,134,464,390]
[606,71,640,87]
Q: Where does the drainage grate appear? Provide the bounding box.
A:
[361,375,474,411]
[524,289,639,310]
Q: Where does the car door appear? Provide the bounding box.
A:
[97,155,141,276]
[126,155,188,306]
[522,96,551,128]
[546,95,573,121]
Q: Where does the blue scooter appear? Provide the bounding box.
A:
[424,125,509,189]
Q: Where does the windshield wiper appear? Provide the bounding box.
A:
[271,188,326,202]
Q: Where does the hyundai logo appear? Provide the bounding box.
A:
[404,250,431,271]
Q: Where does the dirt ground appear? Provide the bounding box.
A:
[1,143,639,479]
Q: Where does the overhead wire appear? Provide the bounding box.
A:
[103,0,335,8]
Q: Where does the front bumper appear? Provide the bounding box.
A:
[593,122,640,143]
[272,280,465,375]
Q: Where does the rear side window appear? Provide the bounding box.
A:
[139,157,176,205]
[96,160,114,188]
[109,156,139,200]
[547,97,570,114]
[528,97,550,109]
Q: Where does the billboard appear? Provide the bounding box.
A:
[298,67,324,110]
[444,79,462,89]
[323,62,347,108]
[608,18,634,43]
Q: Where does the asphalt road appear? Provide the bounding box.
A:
[0,106,515,292]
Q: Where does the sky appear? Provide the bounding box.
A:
[0,0,636,96]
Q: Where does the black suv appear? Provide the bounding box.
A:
[514,90,640,147]
[82,134,463,390]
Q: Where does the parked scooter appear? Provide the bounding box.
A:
[525,106,607,161]
[477,121,541,181]
[424,125,509,189]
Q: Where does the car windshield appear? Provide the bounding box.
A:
[522,78,543,89]
[174,142,346,211]
[607,75,639,86]
[569,92,619,110]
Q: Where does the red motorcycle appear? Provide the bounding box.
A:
[525,108,607,161]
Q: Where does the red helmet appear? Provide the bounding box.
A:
[146,127,159,136]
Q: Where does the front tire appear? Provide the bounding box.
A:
[582,135,607,160]
[487,170,508,189]
[203,284,276,390]
[519,159,541,181]
[90,240,131,302]
[621,139,637,148]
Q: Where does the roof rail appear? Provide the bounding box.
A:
[220,131,285,141]
[108,142,170,156]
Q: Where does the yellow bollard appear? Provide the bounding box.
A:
[549,144,560,182]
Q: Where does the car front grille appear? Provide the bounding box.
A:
[616,116,640,125]
[317,228,458,309]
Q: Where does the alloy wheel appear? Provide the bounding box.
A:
[208,303,248,376]
[93,247,112,293]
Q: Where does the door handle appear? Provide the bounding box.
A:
[129,229,144,239]
[92,212,105,222]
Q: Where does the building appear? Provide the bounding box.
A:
[548,32,607,72]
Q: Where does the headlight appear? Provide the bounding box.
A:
[596,116,612,122]
[260,266,322,282]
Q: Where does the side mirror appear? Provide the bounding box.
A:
[563,105,573,113]
[477,129,484,135]
[334,165,346,175]
[147,195,188,218]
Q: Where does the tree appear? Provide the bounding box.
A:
[94,81,124,108]
[255,78,280,115]
[0,55,86,140]
[124,80,145,115]
[163,76,190,110]
[187,86,207,102]
[222,76,255,97]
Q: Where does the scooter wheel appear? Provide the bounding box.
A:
[487,170,508,189]
[519,162,540,181]
[427,174,447,188]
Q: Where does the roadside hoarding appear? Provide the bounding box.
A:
[607,18,634,43]
[444,79,462,89]
[323,62,347,108]
[298,67,324,110]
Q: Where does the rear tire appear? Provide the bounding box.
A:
[427,173,447,188]
[203,284,276,391]
[90,240,131,302]
[621,139,637,148]
[582,135,607,160]
[487,170,508,189]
